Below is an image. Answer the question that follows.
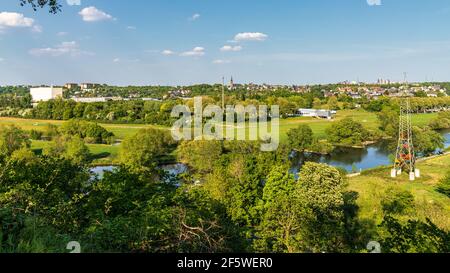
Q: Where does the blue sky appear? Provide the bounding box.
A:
[1,0,450,86]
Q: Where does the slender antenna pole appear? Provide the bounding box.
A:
[222,77,225,110]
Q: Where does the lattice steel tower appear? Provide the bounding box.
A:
[391,98,420,181]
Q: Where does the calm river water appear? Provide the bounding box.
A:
[292,129,450,173]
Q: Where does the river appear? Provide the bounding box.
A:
[91,130,450,177]
[291,129,450,173]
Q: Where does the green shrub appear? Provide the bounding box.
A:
[381,187,415,215]
[29,129,43,140]
[437,172,450,197]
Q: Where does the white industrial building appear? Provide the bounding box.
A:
[30,87,63,102]
[298,109,337,120]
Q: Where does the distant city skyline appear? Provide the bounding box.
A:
[1,0,450,86]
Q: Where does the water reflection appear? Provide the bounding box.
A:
[90,164,188,180]
[292,130,450,174]
[90,166,116,179]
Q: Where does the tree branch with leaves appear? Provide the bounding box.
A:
[19,0,61,14]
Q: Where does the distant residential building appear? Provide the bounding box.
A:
[80,83,97,90]
[64,83,79,89]
[298,109,336,120]
[30,87,63,102]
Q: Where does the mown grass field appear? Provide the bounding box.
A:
[348,153,450,231]
[30,140,120,165]
[0,117,165,140]
[0,110,439,140]
[0,110,440,163]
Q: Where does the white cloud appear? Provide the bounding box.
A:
[32,25,43,33]
[127,26,136,30]
[180,47,205,57]
[0,58,4,62]
[234,32,268,42]
[79,6,114,22]
[221,45,242,52]
[189,13,200,21]
[57,31,68,36]
[66,0,81,6]
[29,41,92,57]
[0,12,35,31]
[213,59,231,64]
[113,58,120,63]
[162,50,175,56]
[367,0,382,6]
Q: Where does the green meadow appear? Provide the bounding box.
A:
[348,153,450,231]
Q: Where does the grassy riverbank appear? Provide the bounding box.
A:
[348,153,450,231]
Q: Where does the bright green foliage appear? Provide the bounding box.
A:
[327,96,339,110]
[308,139,334,154]
[60,120,114,144]
[379,216,450,253]
[177,140,223,174]
[29,129,43,140]
[365,97,391,112]
[10,147,38,165]
[254,165,299,253]
[381,187,415,215]
[295,162,347,252]
[287,125,313,152]
[413,126,445,155]
[64,136,91,165]
[119,128,174,172]
[428,111,450,130]
[326,118,371,146]
[203,166,231,202]
[0,125,31,156]
[44,135,91,165]
[225,156,263,228]
[437,171,450,197]
[43,124,59,140]
[377,106,399,138]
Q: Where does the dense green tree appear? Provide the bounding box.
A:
[437,171,450,197]
[428,111,450,130]
[377,106,399,138]
[327,96,339,110]
[413,126,445,155]
[44,135,90,165]
[225,156,263,231]
[177,140,223,174]
[60,120,114,144]
[287,125,313,152]
[119,128,174,172]
[254,165,299,253]
[0,126,31,156]
[64,136,91,165]
[381,187,415,215]
[365,97,391,112]
[295,162,348,252]
[326,118,371,146]
[379,216,450,253]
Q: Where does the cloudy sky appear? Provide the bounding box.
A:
[1,0,450,86]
